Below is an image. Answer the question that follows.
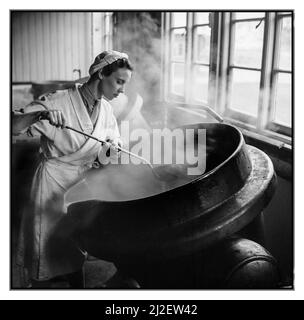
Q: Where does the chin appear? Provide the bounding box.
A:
[104,93,118,101]
[104,96,115,101]
[103,95,112,101]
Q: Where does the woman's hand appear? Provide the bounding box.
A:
[105,139,122,157]
[12,110,65,135]
[39,110,66,128]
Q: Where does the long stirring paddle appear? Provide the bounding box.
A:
[64,125,159,176]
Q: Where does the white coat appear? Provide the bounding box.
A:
[16,84,121,280]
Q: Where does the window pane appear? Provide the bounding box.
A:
[171,29,186,61]
[105,14,110,34]
[193,26,210,64]
[230,69,260,117]
[171,12,187,27]
[194,12,209,25]
[233,21,264,69]
[192,65,209,102]
[273,73,291,126]
[171,63,185,96]
[278,16,292,71]
[234,12,265,20]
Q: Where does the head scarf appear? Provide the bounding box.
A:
[88,50,129,76]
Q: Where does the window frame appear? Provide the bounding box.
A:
[162,11,292,146]
[103,12,113,50]
[165,12,216,105]
[191,15,212,105]
[169,26,187,99]
[225,12,266,126]
[223,11,292,144]
[167,13,188,102]
[92,12,113,59]
[266,12,292,137]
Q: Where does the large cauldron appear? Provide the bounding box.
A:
[65,122,276,266]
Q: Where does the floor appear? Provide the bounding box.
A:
[12,254,117,289]
[11,228,117,289]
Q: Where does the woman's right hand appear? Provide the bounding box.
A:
[39,110,66,128]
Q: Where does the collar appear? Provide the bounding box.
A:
[79,83,101,114]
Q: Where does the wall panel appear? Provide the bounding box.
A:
[12,11,94,82]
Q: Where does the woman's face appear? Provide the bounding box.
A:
[101,67,132,100]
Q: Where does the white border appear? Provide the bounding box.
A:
[2,0,301,300]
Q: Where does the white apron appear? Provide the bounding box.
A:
[16,85,120,281]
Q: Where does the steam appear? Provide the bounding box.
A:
[114,12,163,123]
[65,13,207,205]
[65,162,194,203]
[65,125,207,204]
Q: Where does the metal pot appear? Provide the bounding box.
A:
[65,122,276,265]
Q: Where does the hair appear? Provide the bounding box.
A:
[90,54,133,81]
[102,58,133,77]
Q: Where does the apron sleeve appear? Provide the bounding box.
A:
[23,96,56,141]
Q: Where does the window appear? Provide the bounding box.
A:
[227,12,265,121]
[92,12,113,58]
[162,11,293,144]
[165,12,213,104]
[192,13,211,103]
[169,13,187,98]
[103,12,113,50]
[267,12,292,136]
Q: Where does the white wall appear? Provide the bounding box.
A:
[12,12,95,82]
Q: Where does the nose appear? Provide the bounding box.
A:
[118,85,125,93]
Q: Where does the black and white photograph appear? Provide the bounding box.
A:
[9,9,294,296]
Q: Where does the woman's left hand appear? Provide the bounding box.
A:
[105,139,121,157]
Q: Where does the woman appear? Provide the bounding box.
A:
[16,50,133,288]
